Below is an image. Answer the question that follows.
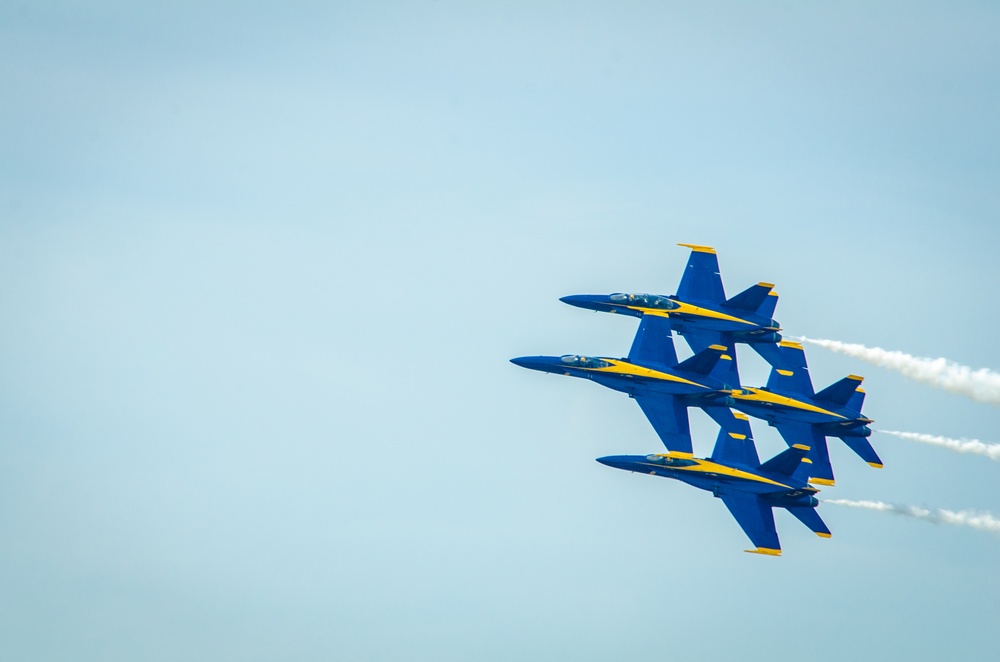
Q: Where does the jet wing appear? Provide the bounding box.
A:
[633,394,692,454]
[627,314,678,367]
[775,422,835,486]
[676,244,725,303]
[719,493,781,555]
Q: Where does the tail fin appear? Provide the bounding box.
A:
[674,344,728,376]
[839,435,884,468]
[845,387,866,413]
[759,444,811,477]
[785,506,831,538]
[757,289,779,320]
[709,412,760,468]
[676,244,725,303]
[777,423,836,486]
[814,375,864,406]
[627,315,678,367]
[765,341,815,396]
[724,282,774,311]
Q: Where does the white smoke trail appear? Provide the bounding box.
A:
[825,499,1000,534]
[797,337,1000,406]
[878,430,1000,461]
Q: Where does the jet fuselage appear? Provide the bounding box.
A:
[730,386,873,435]
[560,293,781,344]
[509,354,733,405]
[597,453,820,505]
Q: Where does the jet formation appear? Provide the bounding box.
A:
[511,244,881,555]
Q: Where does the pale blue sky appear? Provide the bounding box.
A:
[2,2,999,660]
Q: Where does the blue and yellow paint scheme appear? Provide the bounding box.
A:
[597,416,831,555]
[511,316,736,454]
[559,244,785,378]
[728,340,881,486]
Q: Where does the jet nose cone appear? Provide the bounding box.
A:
[510,356,533,369]
[510,356,556,372]
[559,294,608,310]
[596,455,633,471]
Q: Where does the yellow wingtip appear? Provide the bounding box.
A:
[744,547,782,556]
[778,340,804,349]
[816,532,832,539]
[792,444,811,451]
[776,369,794,376]
[708,344,728,351]
[847,374,864,381]
[757,282,775,289]
[732,411,749,421]
[677,243,716,254]
[868,462,884,469]
[809,477,836,486]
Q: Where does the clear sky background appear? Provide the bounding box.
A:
[2,2,999,660]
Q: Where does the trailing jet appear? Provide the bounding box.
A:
[560,243,784,380]
[510,315,737,454]
[728,340,881,486]
[597,414,831,556]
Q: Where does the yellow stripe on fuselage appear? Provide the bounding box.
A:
[732,388,846,418]
[631,300,757,325]
[641,456,791,489]
[585,360,709,388]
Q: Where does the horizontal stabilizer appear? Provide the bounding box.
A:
[709,412,760,468]
[765,341,814,396]
[785,506,831,537]
[814,375,864,406]
[759,444,810,477]
[724,282,773,311]
[839,435,884,468]
[675,344,728,376]
[749,341,784,369]
[676,244,725,303]
[627,314,678,367]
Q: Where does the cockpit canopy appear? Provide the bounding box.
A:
[645,454,698,467]
[559,355,611,369]
[609,293,679,310]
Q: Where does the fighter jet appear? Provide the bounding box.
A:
[728,340,881,486]
[511,315,737,454]
[560,243,784,380]
[597,414,831,556]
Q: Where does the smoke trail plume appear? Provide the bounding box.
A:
[797,337,1000,406]
[878,430,1000,461]
[825,499,1000,533]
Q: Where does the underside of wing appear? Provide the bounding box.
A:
[676,244,725,303]
[719,493,781,555]
[633,394,692,454]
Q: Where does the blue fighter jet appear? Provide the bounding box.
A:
[597,414,831,556]
[728,340,880,486]
[511,316,737,454]
[560,243,784,381]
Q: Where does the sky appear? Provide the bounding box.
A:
[2,2,999,660]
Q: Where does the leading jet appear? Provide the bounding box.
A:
[511,315,737,454]
[560,243,784,382]
[597,414,831,556]
[729,340,881,486]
